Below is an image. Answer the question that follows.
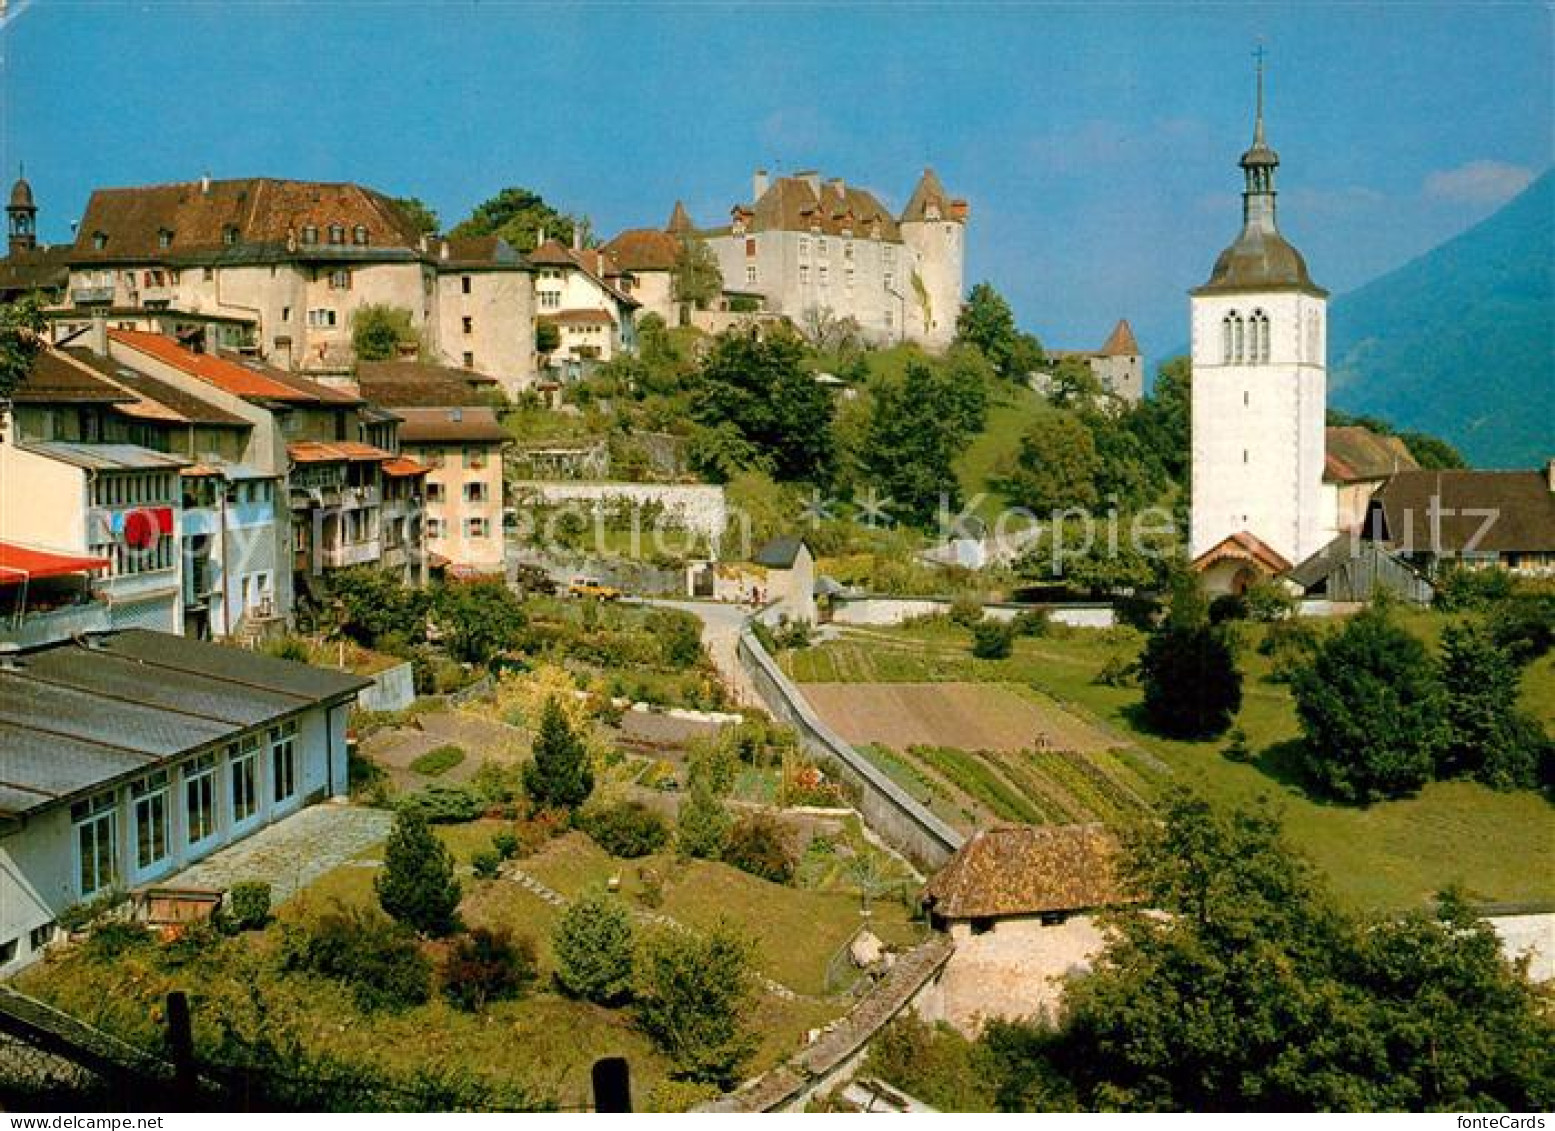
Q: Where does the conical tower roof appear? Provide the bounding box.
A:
[1099,319,1139,356]
[666,200,694,234]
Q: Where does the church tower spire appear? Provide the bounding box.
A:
[1239,48,1280,234]
[8,166,38,255]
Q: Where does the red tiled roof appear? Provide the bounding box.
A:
[1098,318,1139,357]
[540,308,616,327]
[0,542,111,581]
[380,457,431,478]
[110,330,358,405]
[1190,531,1293,575]
[603,228,680,272]
[288,440,392,464]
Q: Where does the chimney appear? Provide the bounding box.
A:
[1546,457,1554,493]
[91,308,108,357]
[201,172,211,196]
[439,240,449,261]
[752,168,769,201]
[830,176,846,197]
[572,227,582,252]
[537,226,547,248]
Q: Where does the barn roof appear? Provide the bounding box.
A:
[920,824,1132,920]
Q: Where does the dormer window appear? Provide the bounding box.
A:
[925,203,941,221]
[92,231,108,251]
[302,225,318,245]
[352,225,369,246]
[328,224,345,245]
[157,229,174,249]
[222,225,239,246]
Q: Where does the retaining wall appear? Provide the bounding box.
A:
[736,626,963,871]
[356,661,415,713]
[831,595,1115,629]
[510,480,727,538]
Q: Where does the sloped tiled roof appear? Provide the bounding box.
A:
[395,406,508,445]
[110,330,359,406]
[431,234,527,270]
[753,535,807,569]
[1190,530,1293,576]
[603,227,680,272]
[898,167,968,224]
[0,245,71,293]
[1098,319,1140,357]
[72,177,424,264]
[1324,426,1418,483]
[354,360,497,408]
[62,348,251,426]
[742,174,901,239]
[540,307,617,327]
[920,824,1131,920]
[1371,469,1555,553]
[14,350,133,405]
[288,440,392,464]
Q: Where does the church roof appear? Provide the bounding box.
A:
[667,200,695,234]
[1324,426,1418,483]
[1190,531,1292,576]
[1194,227,1325,296]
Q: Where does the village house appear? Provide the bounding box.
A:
[1363,463,1555,577]
[530,236,639,373]
[0,622,369,976]
[695,168,967,349]
[1323,425,1419,534]
[1,337,287,639]
[395,407,509,578]
[29,175,538,392]
[752,536,817,624]
[101,329,429,597]
[600,210,684,326]
[916,824,1133,1035]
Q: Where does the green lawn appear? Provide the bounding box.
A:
[785,618,1555,912]
[954,383,1045,520]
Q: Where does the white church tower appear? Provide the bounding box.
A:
[1189,59,1330,589]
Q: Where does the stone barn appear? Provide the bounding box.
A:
[914,824,1133,1035]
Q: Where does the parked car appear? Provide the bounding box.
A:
[569,577,622,601]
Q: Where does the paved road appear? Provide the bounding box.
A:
[647,599,762,708]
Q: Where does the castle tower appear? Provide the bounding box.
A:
[898,168,967,350]
[8,172,38,255]
[1189,58,1329,585]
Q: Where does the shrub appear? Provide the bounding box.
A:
[863,1015,997,1113]
[1488,591,1555,662]
[376,809,462,937]
[523,696,595,811]
[1222,727,1255,763]
[279,905,432,1012]
[578,801,670,859]
[1093,654,1139,687]
[723,814,796,884]
[1434,565,1514,612]
[553,890,635,1004]
[687,733,739,797]
[1244,579,1296,622]
[648,609,704,669]
[84,919,152,961]
[646,1079,720,1112]
[439,927,537,1012]
[1440,619,1547,790]
[263,636,311,664]
[1292,605,1446,802]
[509,810,569,857]
[676,787,732,859]
[1011,609,1050,637]
[1138,607,1242,739]
[1257,616,1320,678]
[1208,593,1248,624]
[226,881,272,932]
[1113,593,1161,631]
[948,595,985,627]
[395,783,481,824]
[633,925,757,1087]
[410,744,466,777]
[491,830,521,860]
[773,616,812,650]
[470,848,502,879]
[470,760,524,812]
[971,619,1015,660]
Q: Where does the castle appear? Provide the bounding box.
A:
[696,168,968,349]
[1189,64,1331,592]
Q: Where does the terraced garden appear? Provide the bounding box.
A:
[780,618,1555,911]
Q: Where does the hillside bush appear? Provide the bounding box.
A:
[676,787,732,859]
[439,927,537,1012]
[409,744,466,777]
[723,814,797,884]
[971,619,1016,659]
[395,784,481,824]
[578,801,670,858]
[279,905,432,1012]
[225,881,272,932]
[552,890,635,1004]
[949,595,985,627]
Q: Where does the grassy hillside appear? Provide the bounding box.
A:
[1329,170,1553,468]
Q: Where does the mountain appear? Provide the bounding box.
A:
[1328,169,1554,469]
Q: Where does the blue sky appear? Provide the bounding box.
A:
[2,1,1549,363]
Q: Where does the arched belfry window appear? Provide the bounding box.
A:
[1233,315,1245,363]
[1222,311,1241,364]
[1250,309,1270,364]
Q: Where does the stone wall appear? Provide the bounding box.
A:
[831,595,1115,629]
[509,480,727,539]
[356,661,415,713]
[736,624,962,871]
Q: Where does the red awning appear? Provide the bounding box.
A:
[0,542,111,581]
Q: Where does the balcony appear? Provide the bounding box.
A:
[0,600,111,648]
[141,285,173,306]
[320,539,382,569]
[71,286,115,306]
